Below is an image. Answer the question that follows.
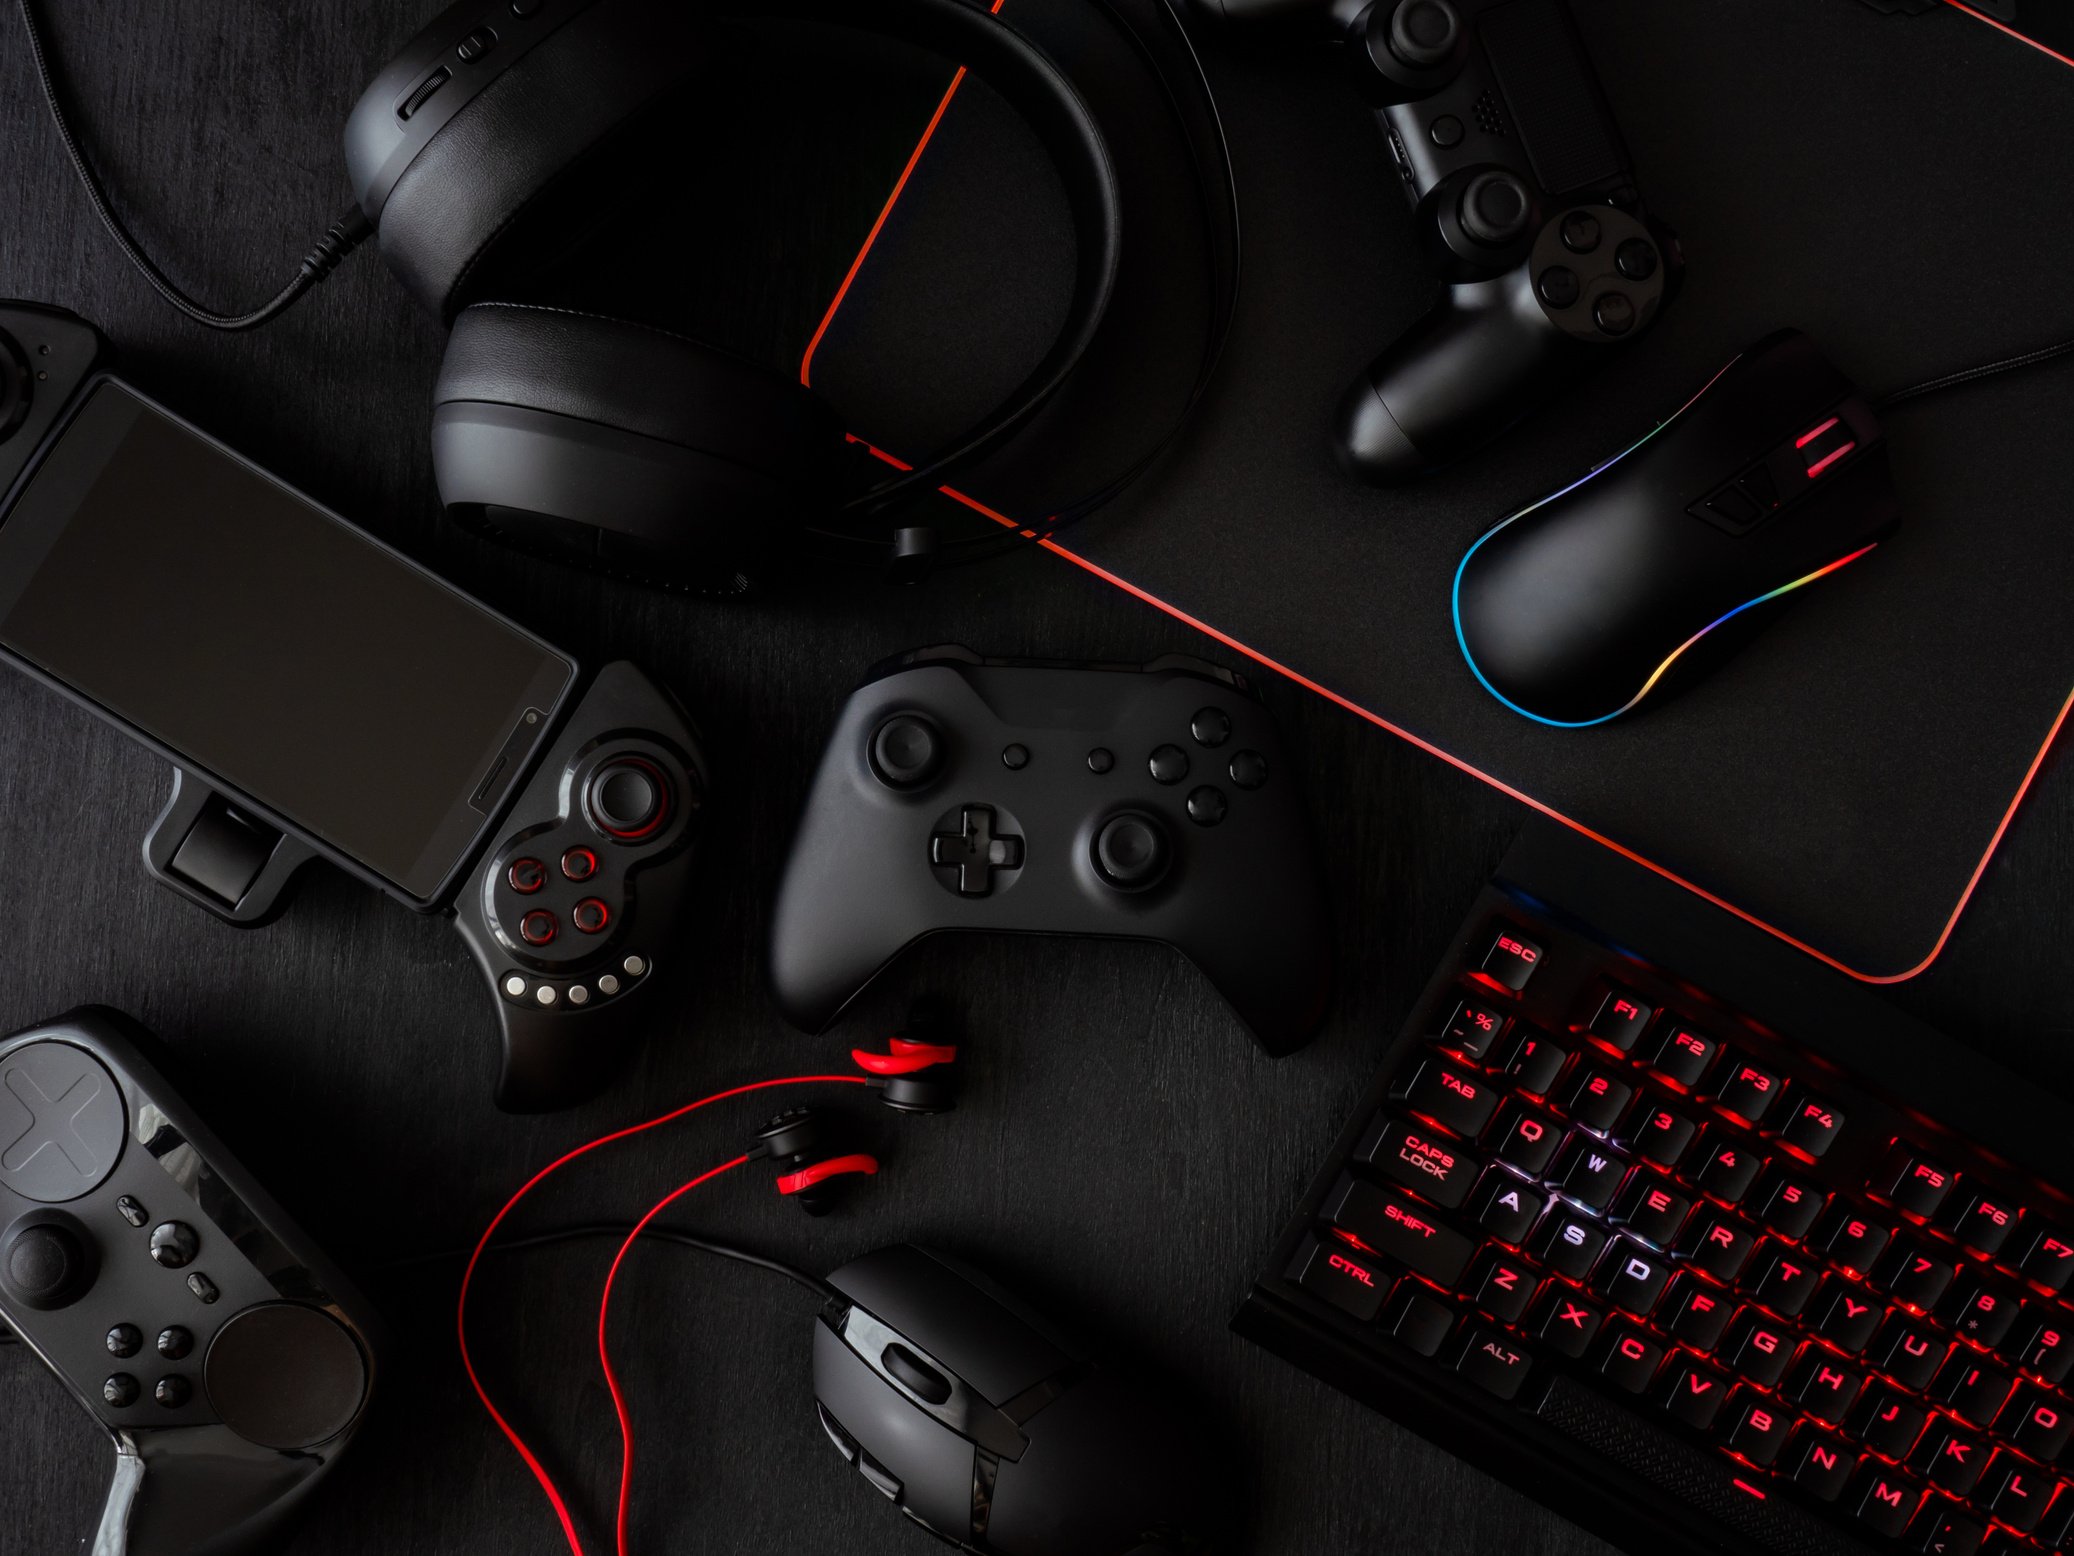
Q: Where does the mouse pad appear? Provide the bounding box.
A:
[804,0,2074,981]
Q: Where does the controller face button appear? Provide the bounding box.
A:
[1560,211,1602,253]
[572,898,610,934]
[1459,171,1531,246]
[1429,114,1464,149]
[519,910,558,946]
[186,1272,219,1304]
[869,714,944,790]
[154,1375,191,1409]
[1187,787,1229,827]
[204,1302,369,1450]
[535,985,557,1007]
[1087,747,1115,774]
[1093,812,1172,892]
[560,847,597,882]
[599,974,621,995]
[623,955,648,977]
[1388,0,1461,67]
[568,986,590,1006]
[1229,751,1269,790]
[103,1373,139,1408]
[1616,236,1659,280]
[506,857,546,894]
[585,758,668,840]
[1148,744,1190,785]
[115,1195,147,1228]
[1000,743,1030,770]
[1190,707,1232,747]
[929,805,1026,896]
[1537,266,1581,308]
[148,1221,199,1270]
[157,1326,193,1360]
[503,975,527,997]
[1592,293,1636,336]
[107,1324,142,1358]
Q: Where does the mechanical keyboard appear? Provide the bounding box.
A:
[1235,821,2074,1556]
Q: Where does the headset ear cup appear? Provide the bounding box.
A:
[431,303,843,591]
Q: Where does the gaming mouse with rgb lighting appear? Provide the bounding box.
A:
[1453,330,1900,726]
[811,1244,1231,1555]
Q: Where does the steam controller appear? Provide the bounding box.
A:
[0,1010,379,1556]
[769,647,1333,1053]
[1194,0,1679,481]
[453,661,706,1111]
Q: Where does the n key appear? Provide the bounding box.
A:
[1391,1058,1499,1137]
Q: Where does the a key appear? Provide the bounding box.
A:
[1466,1168,1540,1245]
[1947,1280,2018,1349]
[1321,1176,1476,1285]
[2009,1311,2074,1383]
[1980,1451,2048,1534]
[1354,1117,1483,1209]
[1815,1207,1891,1273]
[1391,1057,1500,1138]
[1721,1307,1794,1387]
[1906,1502,1983,1556]
[2016,1223,2074,1293]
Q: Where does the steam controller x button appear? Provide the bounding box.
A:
[1429,115,1463,149]
[0,1043,126,1202]
[1616,237,1659,280]
[587,759,667,839]
[186,1272,219,1304]
[1148,745,1190,785]
[1592,293,1636,336]
[1229,751,1269,790]
[157,1326,193,1360]
[869,715,943,790]
[1087,748,1115,774]
[103,1374,139,1408]
[519,910,557,947]
[1537,266,1581,309]
[1093,813,1170,891]
[572,899,610,934]
[155,1375,191,1409]
[561,847,597,882]
[107,1324,142,1358]
[1190,708,1232,747]
[149,1222,199,1270]
[1187,787,1229,827]
[930,806,1025,896]
[507,857,546,894]
[1560,212,1602,253]
[115,1196,147,1228]
[1460,172,1531,246]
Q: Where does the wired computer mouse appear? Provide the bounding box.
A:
[1453,329,1901,726]
[812,1244,1230,1555]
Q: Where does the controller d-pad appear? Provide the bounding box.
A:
[0,1044,126,1203]
[929,806,1024,896]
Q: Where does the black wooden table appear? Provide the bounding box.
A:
[2,5,2068,1553]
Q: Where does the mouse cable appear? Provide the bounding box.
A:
[16,0,371,332]
[1876,329,2074,409]
[383,1220,842,1304]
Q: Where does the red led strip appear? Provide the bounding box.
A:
[1942,0,2074,72]
[804,12,2074,986]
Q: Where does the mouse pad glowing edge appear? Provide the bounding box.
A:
[806,0,2074,981]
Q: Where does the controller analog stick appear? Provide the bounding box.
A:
[1459,171,1532,247]
[1093,812,1171,892]
[585,758,667,840]
[204,1303,369,1451]
[869,714,943,789]
[1,1212,96,1311]
[1388,0,1461,68]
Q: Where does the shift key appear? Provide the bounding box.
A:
[1323,1174,1475,1286]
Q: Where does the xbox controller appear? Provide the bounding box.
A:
[453,661,706,1111]
[1194,0,1679,481]
[769,647,1333,1053]
[0,1009,379,1556]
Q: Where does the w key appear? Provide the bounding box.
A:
[1392,1058,1500,1137]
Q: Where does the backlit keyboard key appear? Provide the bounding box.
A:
[1462,1250,1535,1325]
[1693,1136,1761,1204]
[1597,1323,1663,1394]
[2017,1224,2074,1292]
[1750,1169,1825,1239]
[1611,1175,1690,1247]
[1742,1239,1819,1317]
[1874,1144,1954,1219]
[1981,1451,2048,1533]
[1721,1387,1792,1466]
[1354,1117,1482,1210]
[1382,1284,1455,1357]
[1591,1239,1670,1317]
[1786,1426,1855,1501]
[1878,1241,1954,1312]
[1500,1027,1569,1097]
[1530,1212,1607,1281]
[2038,1485,2074,1553]
[1664,1278,1731,1349]
[1547,1136,1627,1213]
[1850,1386,1925,1459]
[1661,1355,1729,1430]
[1562,1067,1632,1134]
[1289,1236,1390,1321]
[1391,1058,1500,1137]
[1787,1350,1863,1422]
[1713,1055,1782,1126]
[1646,1025,1718,1089]
[1617,1101,1696,1170]
[1816,1207,1891,1273]
[1911,1421,1984,1497]
[1906,1502,1982,1556]
[1872,1314,1946,1391]
[1941,1188,2018,1258]
[1777,1090,1844,1158]
[1722,1308,1795,1387]
[1437,996,1506,1060]
[2011,1313,2074,1383]
[1321,1176,1475,1285]
[1530,1289,1603,1357]
[1932,1354,2012,1428]
[1848,1467,1918,1538]
[2000,1384,2073,1458]
[1466,1168,1540,1245]
[1478,924,1543,991]
[1453,1325,1533,1398]
[1587,986,1653,1051]
[1948,1280,2018,1348]
[1809,1276,1881,1353]
[1677,1213,1755,1282]
[1484,1102,1560,1176]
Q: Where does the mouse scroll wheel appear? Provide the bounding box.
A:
[881,1342,954,1405]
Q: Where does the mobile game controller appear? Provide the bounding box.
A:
[769,647,1333,1053]
[0,1009,379,1556]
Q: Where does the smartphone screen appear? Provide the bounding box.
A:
[0,381,576,902]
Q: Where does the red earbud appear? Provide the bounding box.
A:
[853,1002,960,1113]
[752,1109,878,1216]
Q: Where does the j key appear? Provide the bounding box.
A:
[1787,1350,1863,1423]
[1878,1241,1954,1312]
[1616,1102,1696,1170]
[1611,1176,1690,1248]
[1547,1136,1626,1213]
[1722,1309,1796,1388]
[1720,1387,1793,1467]
[1742,1239,1820,1317]
[1466,1168,1540,1245]
[1478,924,1543,991]
[1591,1239,1670,1317]
[1646,1025,1718,1089]
[1355,1118,1482,1210]
[1453,1325,1533,1399]
[1500,1028,1569,1097]
[1848,1467,1919,1539]
[1911,1422,1985,1497]
[1906,1503,1984,1556]
[1664,1278,1732,1350]
[1875,1144,1955,1220]
[1693,1137,1761,1205]
[1980,1451,2049,1534]
[1872,1315,1947,1392]
[1530,1212,1607,1281]
[1931,1354,2013,1427]
[1786,1426,1857,1501]
[1288,1237,1390,1322]
[1850,1386,1927,1460]
[2017,1224,2074,1293]
[1750,1170,1825,1240]
[1713,1054,1783,1126]
[1948,1281,2018,1349]
[1596,1323,1664,1394]
[1391,1058,1500,1138]
[1777,1089,1844,1158]
[1562,1068,1633,1134]
[1678,1213,1756,1282]
[2011,1313,2074,1383]
[1530,1289,1604,1357]
[1661,1355,1730,1430]
[1483,1103,1560,1177]
[1321,1176,1476,1286]
[1462,1250,1535,1325]
[1815,1207,1892,1273]
[1382,1285,1455,1357]
[1437,996,1506,1060]
[1811,1277,1882,1353]
[1999,1384,2074,1459]
[1941,1188,2018,1259]
[1587,986,1653,1052]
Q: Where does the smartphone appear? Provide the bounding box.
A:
[0,309,578,908]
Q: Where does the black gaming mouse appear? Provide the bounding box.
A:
[1452,329,1901,726]
[812,1244,1230,1555]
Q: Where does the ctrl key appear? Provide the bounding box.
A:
[1288,1235,1388,1323]
[1452,1325,1533,1400]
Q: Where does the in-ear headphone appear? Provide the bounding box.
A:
[755,1108,881,1216]
[342,0,1125,596]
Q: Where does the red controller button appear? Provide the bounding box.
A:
[571,898,611,935]
[561,847,598,882]
[507,857,546,894]
[1478,924,1543,991]
[519,910,557,946]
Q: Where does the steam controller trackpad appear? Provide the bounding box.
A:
[0,1043,126,1202]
